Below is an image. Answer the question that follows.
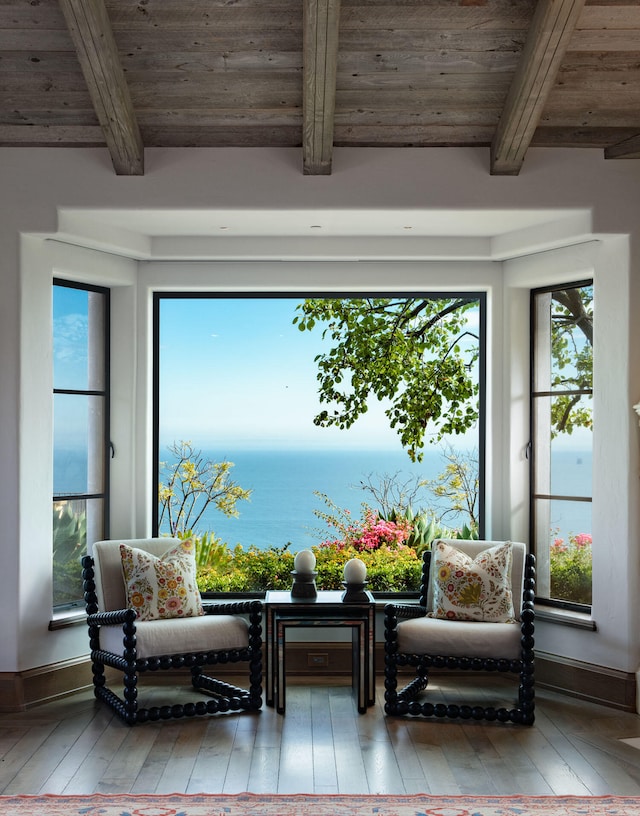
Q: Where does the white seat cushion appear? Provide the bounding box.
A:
[100,613,250,659]
[397,615,522,660]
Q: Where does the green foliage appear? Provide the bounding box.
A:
[549,286,594,438]
[158,440,251,536]
[425,445,479,527]
[456,523,480,541]
[293,297,480,461]
[379,506,438,555]
[355,546,422,592]
[232,544,296,591]
[294,291,594,462]
[52,501,87,605]
[176,528,233,571]
[195,541,421,594]
[549,532,592,605]
[380,506,478,555]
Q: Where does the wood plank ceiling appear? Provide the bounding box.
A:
[1,0,639,176]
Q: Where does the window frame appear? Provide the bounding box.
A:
[529,279,593,613]
[52,278,111,610]
[151,291,486,594]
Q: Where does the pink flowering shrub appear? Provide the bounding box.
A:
[320,509,413,553]
[550,531,592,605]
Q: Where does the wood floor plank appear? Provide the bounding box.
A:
[246,700,284,793]
[38,707,116,794]
[129,721,184,794]
[410,739,461,794]
[529,701,618,795]
[567,733,640,796]
[246,745,282,793]
[60,717,129,794]
[361,732,406,794]
[0,721,59,791]
[221,717,260,793]
[277,686,315,793]
[156,718,209,794]
[95,723,162,794]
[0,728,31,762]
[482,724,555,795]
[329,686,369,794]
[310,687,338,791]
[160,715,224,794]
[380,720,428,789]
[2,707,99,795]
[438,724,498,795]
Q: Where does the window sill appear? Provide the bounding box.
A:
[48,609,86,631]
[535,604,596,630]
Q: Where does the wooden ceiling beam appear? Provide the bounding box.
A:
[490,0,586,176]
[303,0,341,175]
[58,0,144,175]
[605,134,640,160]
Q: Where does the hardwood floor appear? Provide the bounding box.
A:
[2,676,640,796]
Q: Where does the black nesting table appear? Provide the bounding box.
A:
[264,589,376,714]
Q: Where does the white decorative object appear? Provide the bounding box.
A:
[634,402,640,427]
[294,549,316,573]
[343,557,367,584]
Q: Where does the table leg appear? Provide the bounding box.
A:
[352,621,366,714]
[266,605,274,707]
[276,618,286,714]
[367,606,375,706]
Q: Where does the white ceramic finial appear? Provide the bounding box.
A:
[294,549,316,573]
[343,557,367,584]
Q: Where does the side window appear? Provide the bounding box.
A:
[531,282,593,609]
[52,280,110,608]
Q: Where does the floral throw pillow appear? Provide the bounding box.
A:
[430,540,515,622]
[120,539,204,621]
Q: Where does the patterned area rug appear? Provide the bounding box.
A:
[0,793,638,816]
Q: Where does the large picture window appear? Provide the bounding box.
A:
[52,280,110,608]
[530,282,593,609]
[153,294,484,594]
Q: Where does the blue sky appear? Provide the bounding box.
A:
[53,285,90,391]
[158,297,411,451]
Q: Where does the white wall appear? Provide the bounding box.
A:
[0,146,639,679]
[505,239,640,671]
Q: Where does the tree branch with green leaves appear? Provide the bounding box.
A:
[158,440,251,536]
[293,296,480,461]
[549,285,593,437]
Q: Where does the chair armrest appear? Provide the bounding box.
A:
[202,599,263,616]
[385,602,426,621]
[87,608,137,627]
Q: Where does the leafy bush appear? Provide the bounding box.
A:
[53,501,87,605]
[549,532,592,605]
[176,528,233,571]
[380,507,478,555]
[196,541,421,594]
